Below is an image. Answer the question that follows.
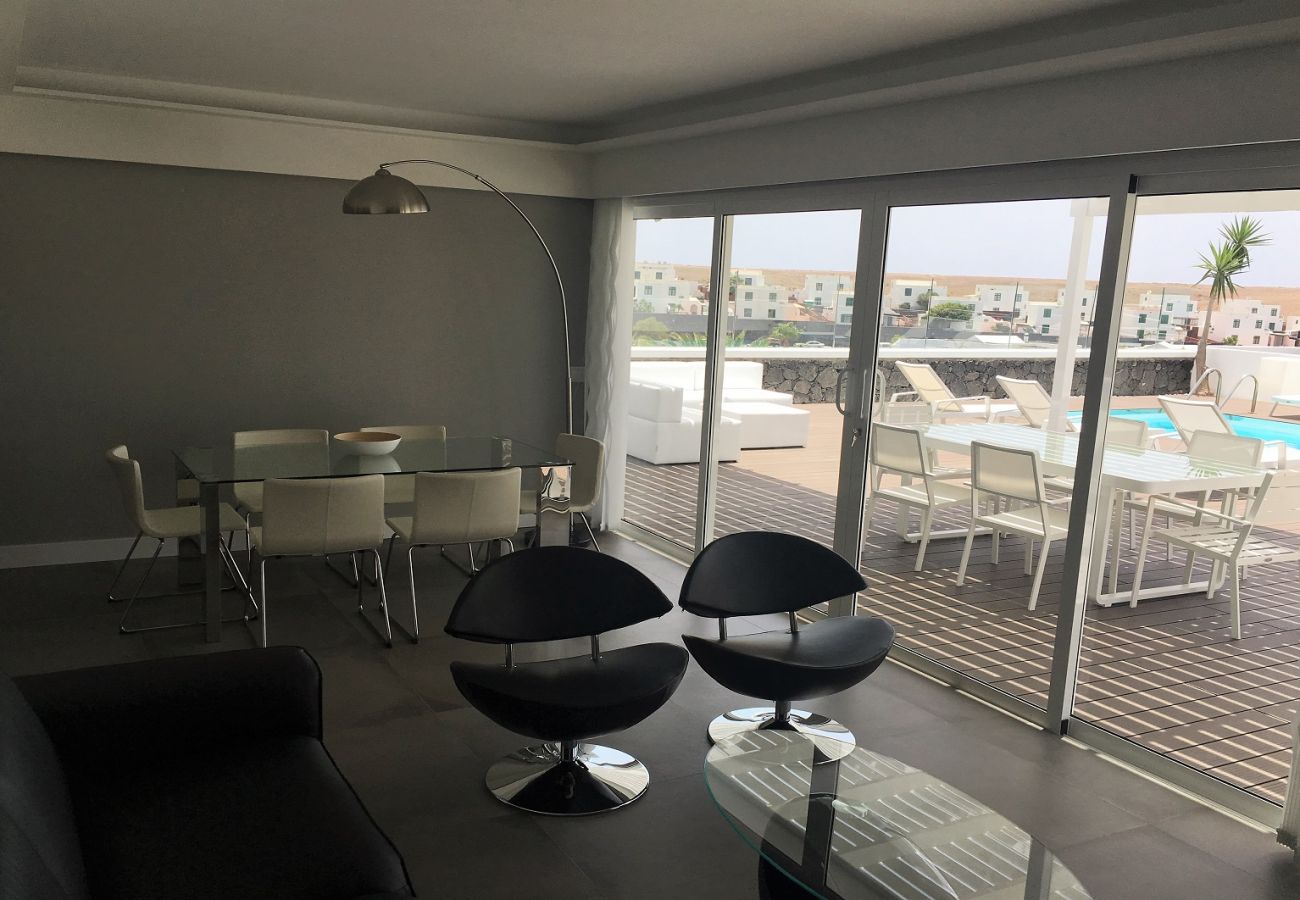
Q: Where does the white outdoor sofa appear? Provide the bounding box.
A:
[626,360,810,464]
[626,379,742,464]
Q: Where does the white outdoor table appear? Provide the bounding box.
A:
[905,422,1267,607]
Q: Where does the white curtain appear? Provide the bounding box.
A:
[584,198,634,529]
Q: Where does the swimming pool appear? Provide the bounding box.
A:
[1068,408,1300,450]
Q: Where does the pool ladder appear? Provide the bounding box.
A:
[1186,367,1259,413]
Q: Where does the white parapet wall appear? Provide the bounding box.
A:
[1206,346,1300,404]
[631,345,1197,363]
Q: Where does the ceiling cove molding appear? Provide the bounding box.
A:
[585,1,1300,150]
[14,65,585,144]
[0,88,595,198]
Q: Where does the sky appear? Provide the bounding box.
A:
[634,198,1300,287]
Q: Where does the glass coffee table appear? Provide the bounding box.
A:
[705,731,1091,899]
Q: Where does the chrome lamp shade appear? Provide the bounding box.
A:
[342,169,430,215]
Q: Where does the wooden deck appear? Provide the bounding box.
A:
[622,401,1300,806]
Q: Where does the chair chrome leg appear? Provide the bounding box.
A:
[384,534,397,577]
[485,740,650,816]
[706,706,854,759]
[351,552,363,612]
[579,513,601,552]
[372,549,393,648]
[259,558,269,648]
[118,538,165,632]
[407,545,420,643]
[439,544,478,577]
[106,532,144,602]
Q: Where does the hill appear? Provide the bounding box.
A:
[668,265,1300,316]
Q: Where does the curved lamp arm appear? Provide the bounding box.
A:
[380,159,573,434]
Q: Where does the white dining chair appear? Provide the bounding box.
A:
[895,361,1018,423]
[386,469,521,641]
[251,474,392,648]
[1131,472,1299,638]
[864,423,970,571]
[520,434,605,549]
[956,442,1071,610]
[1110,430,1266,593]
[361,425,447,505]
[105,445,252,633]
[231,429,331,517]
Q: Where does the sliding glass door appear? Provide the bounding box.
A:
[854,195,1106,712]
[620,148,1300,824]
[620,216,715,551]
[710,211,862,548]
[1069,186,1300,810]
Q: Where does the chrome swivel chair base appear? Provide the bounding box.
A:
[707,704,855,760]
[486,741,650,816]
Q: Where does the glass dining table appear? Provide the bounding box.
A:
[173,435,572,642]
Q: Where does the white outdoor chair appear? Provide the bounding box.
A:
[995,376,1073,431]
[520,433,605,550]
[232,428,331,516]
[105,445,251,633]
[361,424,447,505]
[894,361,1017,423]
[864,423,971,571]
[1158,396,1288,468]
[1110,430,1265,593]
[386,469,522,640]
[956,442,1071,610]
[251,475,392,647]
[1130,472,1300,638]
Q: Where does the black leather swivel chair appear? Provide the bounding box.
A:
[680,531,895,752]
[446,546,689,816]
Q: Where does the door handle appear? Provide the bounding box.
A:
[834,367,851,415]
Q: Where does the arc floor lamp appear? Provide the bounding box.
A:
[342,161,574,434]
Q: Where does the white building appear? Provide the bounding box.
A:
[736,281,787,320]
[887,278,944,309]
[1209,298,1284,346]
[633,262,701,313]
[973,283,1029,316]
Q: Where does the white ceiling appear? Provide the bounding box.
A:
[13,0,1295,144]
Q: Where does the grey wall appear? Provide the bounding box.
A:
[0,153,592,546]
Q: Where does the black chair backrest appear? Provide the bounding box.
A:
[679,531,866,617]
[445,547,672,643]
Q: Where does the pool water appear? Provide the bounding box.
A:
[1068,408,1300,450]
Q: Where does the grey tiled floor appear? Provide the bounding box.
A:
[3,534,1299,899]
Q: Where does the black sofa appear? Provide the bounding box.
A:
[1,647,413,900]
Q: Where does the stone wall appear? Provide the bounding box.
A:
[761,357,1194,404]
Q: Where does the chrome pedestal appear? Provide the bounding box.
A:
[707,704,855,760]
[485,741,650,816]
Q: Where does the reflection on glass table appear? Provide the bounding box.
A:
[705,730,1091,900]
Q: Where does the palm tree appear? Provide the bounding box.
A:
[1192,215,1271,390]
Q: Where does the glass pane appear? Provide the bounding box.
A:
[714,210,862,547]
[860,198,1106,710]
[621,217,715,551]
[1076,189,1300,806]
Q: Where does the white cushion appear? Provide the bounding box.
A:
[720,360,764,391]
[629,361,698,390]
[626,412,741,465]
[715,402,811,449]
[627,380,684,423]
